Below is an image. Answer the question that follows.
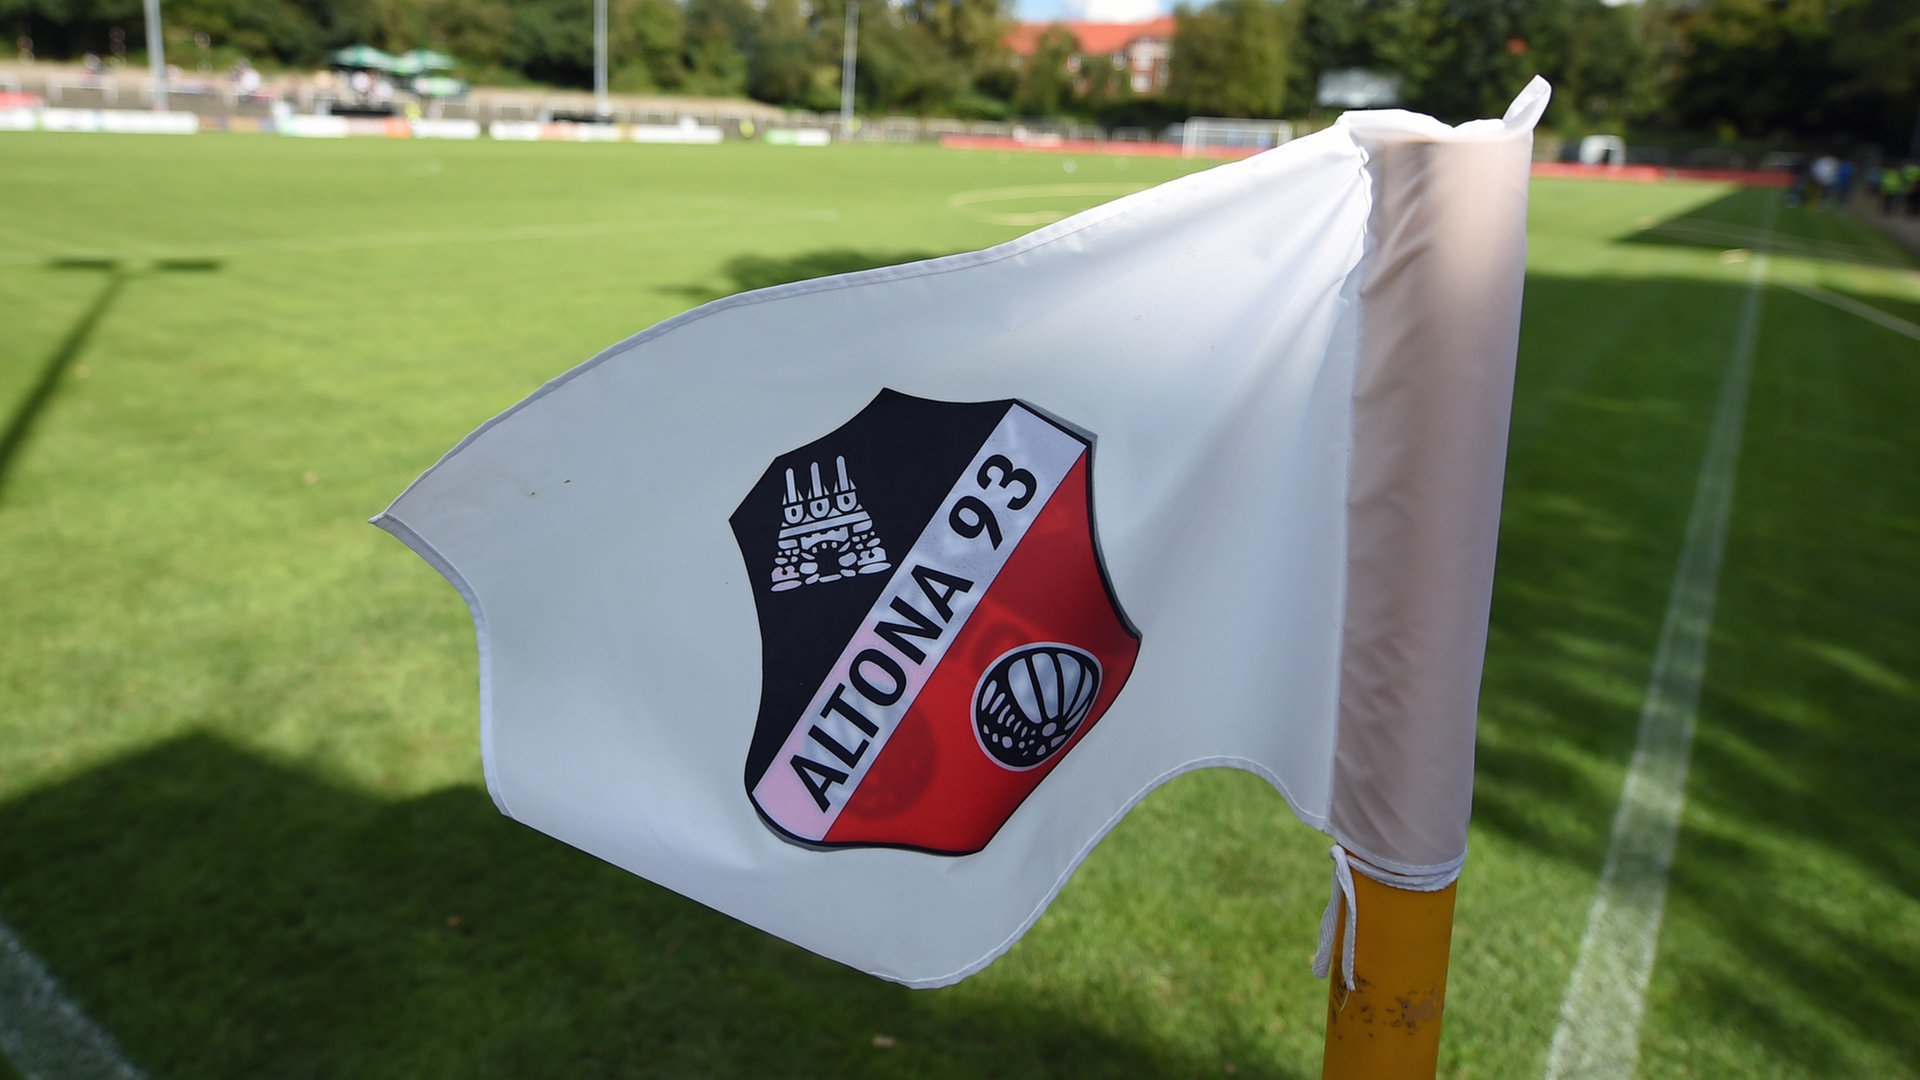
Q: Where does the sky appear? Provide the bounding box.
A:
[1014,0,1173,25]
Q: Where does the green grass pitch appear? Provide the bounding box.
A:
[0,131,1916,1079]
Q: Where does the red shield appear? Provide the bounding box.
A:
[731,390,1140,855]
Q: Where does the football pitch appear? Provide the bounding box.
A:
[1,132,1916,1079]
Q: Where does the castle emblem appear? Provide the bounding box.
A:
[771,456,891,591]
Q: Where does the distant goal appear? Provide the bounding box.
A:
[1179,117,1293,158]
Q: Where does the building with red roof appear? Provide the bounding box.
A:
[1005,16,1176,97]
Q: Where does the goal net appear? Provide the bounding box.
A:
[1179,117,1294,157]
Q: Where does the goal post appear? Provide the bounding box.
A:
[1180,116,1294,157]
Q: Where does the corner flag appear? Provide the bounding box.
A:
[377,80,1549,989]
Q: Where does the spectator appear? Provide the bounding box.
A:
[1810,153,1840,209]
[1786,156,1810,208]
[1881,164,1908,214]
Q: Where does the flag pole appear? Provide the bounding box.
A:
[1314,80,1549,1080]
[1320,875,1459,1079]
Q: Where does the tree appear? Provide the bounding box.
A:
[1385,0,1553,124]
[1830,0,1920,102]
[897,0,1013,114]
[1548,0,1668,134]
[1076,47,1135,117]
[848,0,969,114]
[1012,23,1076,117]
[680,0,754,96]
[1665,0,1833,138]
[354,0,513,73]
[1170,0,1294,118]
[608,0,686,93]
[1289,0,1401,108]
[501,0,593,87]
[904,0,1011,79]
[1612,0,1687,128]
[1829,0,1920,150]
[747,0,829,105]
[0,0,339,66]
[1655,0,1909,145]
[6,0,1908,149]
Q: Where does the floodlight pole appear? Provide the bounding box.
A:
[593,0,609,117]
[839,0,859,138]
[142,0,167,111]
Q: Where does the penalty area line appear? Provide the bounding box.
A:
[0,916,143,1079]
[1543,206,1774,1080]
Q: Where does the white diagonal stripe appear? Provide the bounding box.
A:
[0,916,143,1080]
[1543,208,1773,1080]
[1776,280,1920,342]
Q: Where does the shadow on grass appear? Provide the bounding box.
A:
[1477,259,1920,1072]
[0,735,1305,1080]
[0,262,129,504]
[1473,270,1739,876]
[0,258,222,505]
[1616,187,1917,270]
[2,258,1912,1077]
[1654,281,1920,1070]
[661,248,949,307]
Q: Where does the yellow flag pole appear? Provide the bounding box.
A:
[1320,873,1459,1079]
[1313,79,1543,1080]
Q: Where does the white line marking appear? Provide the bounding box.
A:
[0,208,839,268]
[947,183,1148,226]
[0,916,143,1080]
[1543,205,1774,1080]
[1777,279,1920,342]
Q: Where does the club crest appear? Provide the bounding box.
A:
[730,390,1140,856]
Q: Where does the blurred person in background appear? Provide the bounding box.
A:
[1811,153,1840,209]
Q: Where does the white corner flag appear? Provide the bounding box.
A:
[377,80,1550,989]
